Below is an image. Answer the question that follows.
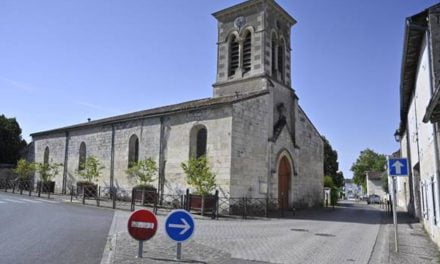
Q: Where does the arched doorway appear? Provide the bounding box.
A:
[278,156,291,209]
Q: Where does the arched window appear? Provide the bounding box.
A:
[228,34,239,76]
[196,128,207,158]
[271,34,277,76]
[278,40,285,82]
[78,142,86,171]
[189,125,207,159]
[128,134,139,168]
[43,147,49,165]
[242,31,252,73]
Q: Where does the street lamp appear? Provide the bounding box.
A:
[394,130,401,142]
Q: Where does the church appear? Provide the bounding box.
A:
[31,0,324,208]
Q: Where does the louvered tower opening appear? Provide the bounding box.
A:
[278,42,285,82]
[271,35,277,76]
[243,32,252,73]
[229,35,239,76]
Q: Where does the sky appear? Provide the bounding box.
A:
[1,0,439,179]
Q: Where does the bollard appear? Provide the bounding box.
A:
[97,186,100,207]
[112,188,116,209]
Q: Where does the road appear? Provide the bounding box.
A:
[108,200,386,263]
[0,191,114,264]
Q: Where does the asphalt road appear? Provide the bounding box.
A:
[0,191,114,264]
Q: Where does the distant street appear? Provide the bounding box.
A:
[0,192,114,264]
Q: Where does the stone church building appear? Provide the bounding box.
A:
[31,0,324,208]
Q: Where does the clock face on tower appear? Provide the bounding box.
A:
[234,16,246,29]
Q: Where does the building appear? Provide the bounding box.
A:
[343,179,362,199]
[396,3,440,246]
[366,171,386,199]
[30,0,324,208]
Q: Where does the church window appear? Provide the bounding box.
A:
[44,147,49,165]
[271,34,277,76]
[196,128,207,158]
[189,125,207,159]
[242,31,252,73]
[78,142,86,171]
[128,134,139,168]
[278,40,285,82]
[229,35,239,76]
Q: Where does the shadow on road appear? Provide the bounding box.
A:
[276,200,387,225]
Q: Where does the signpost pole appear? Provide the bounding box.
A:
[138,241,143,258]
[176,242,182,260]
[392,175,398,252]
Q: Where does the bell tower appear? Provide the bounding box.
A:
[212,0,296,97]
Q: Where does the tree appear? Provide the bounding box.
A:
[126,158,158,188]
[324,175,334,188]
[350,149,386,191]
[14,159,36,181]
[36,161,63,182]
[0,114,27,164]
[181,156,216,196]
[322,136,345,188]
[77,156,104,184]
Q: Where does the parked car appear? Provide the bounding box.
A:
[367,194,381,204]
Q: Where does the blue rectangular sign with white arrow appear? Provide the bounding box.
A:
[388,158,409,177]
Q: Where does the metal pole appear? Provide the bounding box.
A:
[392,176,399,252]
[176,242,182,260]
[137,240,143,258]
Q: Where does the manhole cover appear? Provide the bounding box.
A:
[314,233,336,237]
[290,228,309,232]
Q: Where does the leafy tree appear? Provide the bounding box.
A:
[126,158,158,188]
[350,149,386,191]
[324,175,334,188]
[36,161,63,182]
[181,156,216,196]
[0,114,27,164]
[77,156,104,184]
[322,136,345,187]
[14,159,36,181]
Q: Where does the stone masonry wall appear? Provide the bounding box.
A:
[294,107,324,207]
[33,132,67,192]
[230,94,270,198]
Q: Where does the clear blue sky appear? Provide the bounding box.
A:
[1,0,438,178]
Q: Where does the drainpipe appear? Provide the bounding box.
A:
[62,131,69,194]
[110,125,115,190]
[158,117,166,200]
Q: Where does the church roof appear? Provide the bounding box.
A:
[31,90,269,137]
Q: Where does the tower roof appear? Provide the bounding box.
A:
[212,0,296,25]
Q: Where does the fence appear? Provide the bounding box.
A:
[0,179,293,219]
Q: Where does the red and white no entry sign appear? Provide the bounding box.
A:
[127,209,158,241]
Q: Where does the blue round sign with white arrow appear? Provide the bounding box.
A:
[165,209,195,242]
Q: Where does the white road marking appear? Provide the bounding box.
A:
[2,198,25,203]
[18,198,42,203]
[0,200,6,204]
[35,198,59,204]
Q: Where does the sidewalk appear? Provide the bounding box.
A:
[369,209,439,264]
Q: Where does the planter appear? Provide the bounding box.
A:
[37,181,55,193]
[189,194,216,213]
[77,182,97,198]
[18,180,33,191]
[133,186,157,205]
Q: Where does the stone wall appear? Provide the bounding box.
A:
[33,106,233,195]
[230,94,270,198]
[294,107,324,207]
